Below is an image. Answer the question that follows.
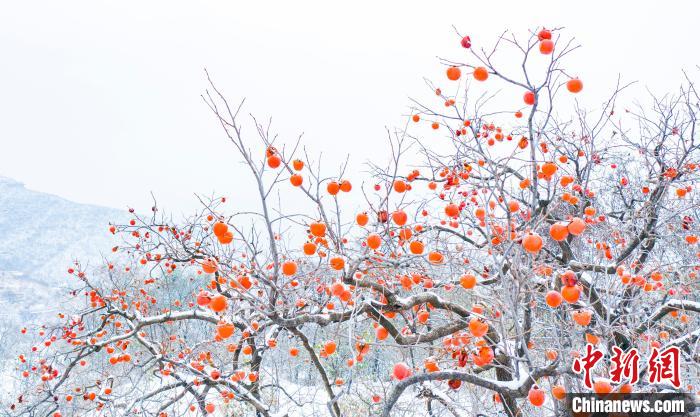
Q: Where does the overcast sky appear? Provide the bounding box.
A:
[1,0,698,214]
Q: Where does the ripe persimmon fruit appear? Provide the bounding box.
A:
[473,66,489,81]
[446,66,461,81]
[567,78,583,93]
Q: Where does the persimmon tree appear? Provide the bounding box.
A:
[10,28,700,417]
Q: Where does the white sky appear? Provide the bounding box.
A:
[1,0,698,214]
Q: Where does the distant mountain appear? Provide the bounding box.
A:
[0,176,125,283]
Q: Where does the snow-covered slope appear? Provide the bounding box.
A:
[0,177,126,391]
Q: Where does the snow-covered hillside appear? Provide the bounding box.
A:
[0,176,127,400]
